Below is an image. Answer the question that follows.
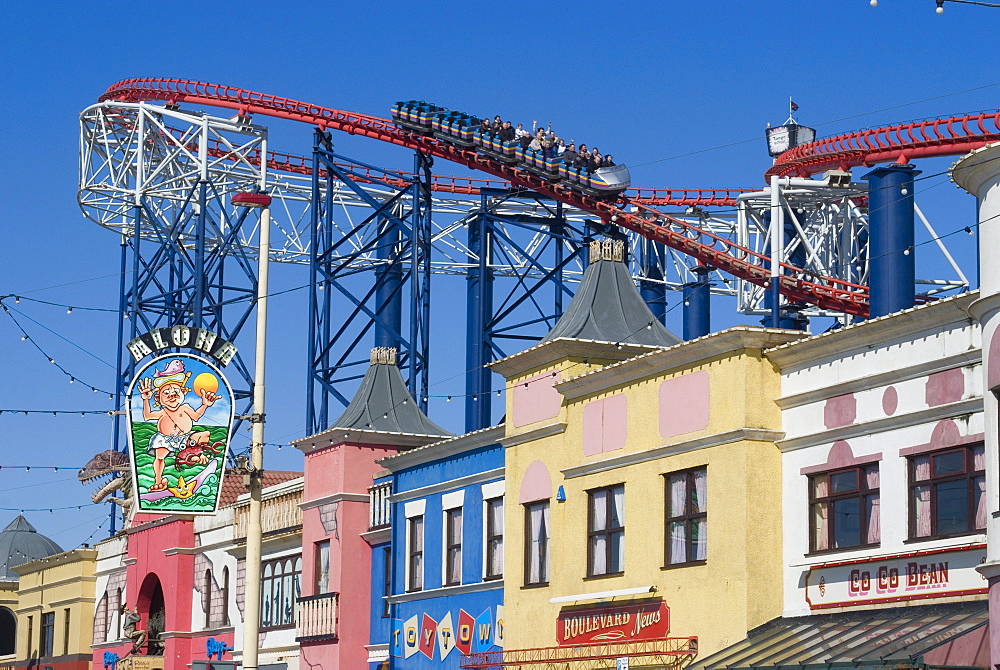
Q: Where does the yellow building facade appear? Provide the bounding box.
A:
[492,328,803,665]
[13,548,96,670]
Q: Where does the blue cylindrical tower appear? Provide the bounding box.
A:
[866,164,919,318]
[683,267,712,340]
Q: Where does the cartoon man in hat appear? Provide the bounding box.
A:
[138,359,219,492]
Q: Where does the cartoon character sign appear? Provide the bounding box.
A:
[126,353,234,513]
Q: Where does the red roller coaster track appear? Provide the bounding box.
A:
[98,78,1000,317]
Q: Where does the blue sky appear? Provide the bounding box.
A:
[1,0,998,548]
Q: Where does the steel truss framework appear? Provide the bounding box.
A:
[459,637,699,670]
[79,101,971,440]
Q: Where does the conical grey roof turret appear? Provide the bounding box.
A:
[0,515,62,581]
[330,347,453,437]
[541,239,681,347]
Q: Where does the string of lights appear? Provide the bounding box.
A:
[0,409,114,416]
[2,302,115,396]
[0,465,82,471]
[78,512,113,547]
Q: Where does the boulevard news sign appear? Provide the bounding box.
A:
[124,328,237,514]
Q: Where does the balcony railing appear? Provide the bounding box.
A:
[369,482,391,530]
[296,592,339,642]
[234,488,302,539]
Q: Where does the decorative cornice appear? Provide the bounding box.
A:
[389,468,504,504]
[775,349,981,409]
[557,328,805,400]
[9,548,97,574]
[361,528,390,546]
[969,293,1000,323]
[387,579,502,604]
[378,425,506,471]
[293,428,443,453]
[489,338,662,379]
[562,428,785,479]
[300,492,369,510]
[777,397,982,451]
[765,291,979,371]
[500,422,568,448]
[162,547,198,556]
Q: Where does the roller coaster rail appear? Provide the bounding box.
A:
[82,77,983,442]
[104,76,973,317]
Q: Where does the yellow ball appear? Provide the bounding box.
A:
[193,372,219,398]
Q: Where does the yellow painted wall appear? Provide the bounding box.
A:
[499,332,789,658]
[14,549,96,667]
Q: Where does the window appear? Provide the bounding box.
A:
[315,540,331,594]
[524,501,550,586]
[407,516,424,592]
[63,608,70,655]
[382,547,391,617]
[0,607,15,656]
[910,444,985,539]
[203,570,213,628]
[92,595,107,645]
[665,468,707,565]
[260,556,302,629]
[485,497,504,580]
[40,612,54,657]
[588,485,625,577]
[221,568,230,626]
[444,508,463,586]
[809,464,880,552]
[27,616,33,657]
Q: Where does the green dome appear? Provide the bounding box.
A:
[0,516,62,581]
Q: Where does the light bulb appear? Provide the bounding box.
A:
[870,0,877,5]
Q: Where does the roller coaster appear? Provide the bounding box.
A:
[79,77,999,441]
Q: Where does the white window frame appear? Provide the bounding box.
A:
[441,490,465,586]
[481,480,505,580]
[404,500,426,592]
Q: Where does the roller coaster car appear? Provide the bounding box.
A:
[392,100,443,134]
[392,101,630,198]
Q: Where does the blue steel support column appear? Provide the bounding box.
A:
[410,151,433,412]
[866,164,919,318]
[374,219,403,350]
[683,266,711,340]
[466,192,494,432]
[639,238,667,325]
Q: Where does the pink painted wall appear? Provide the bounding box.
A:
[659,371,710,439]
[582,395,627,456]
[926,367,965,406]
[823,393,856,429]
[299,439,405,670]
[125,517,196,670]
[512,371,563,427]
[519,461,552,503]
[990,577,1000,668]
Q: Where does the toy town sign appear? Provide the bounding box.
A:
[557,601,670,645]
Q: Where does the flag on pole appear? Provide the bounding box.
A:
[790,99,800,112]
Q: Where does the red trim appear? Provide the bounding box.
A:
[899,432,985,457]
[808,543,986,570]
[98,77,873,315]
[808,586,987,610]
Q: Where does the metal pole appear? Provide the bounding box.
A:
[242,204,270,670]
[769,175,784,328]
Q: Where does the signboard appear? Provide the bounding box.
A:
[557,600,669,646]
[805,545,987,610]
[126,352,234,514]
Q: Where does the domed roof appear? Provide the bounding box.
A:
[0,515,62,581]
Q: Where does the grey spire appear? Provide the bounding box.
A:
[330,348,453,437]
[541,239,681,347]
[0,515,62,580]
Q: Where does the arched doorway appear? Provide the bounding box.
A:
[136,573,165,656]
[0,606,15,656]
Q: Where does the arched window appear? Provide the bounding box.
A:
[92,595,108,645]
[221,567,230,625]
[0,606,16,656]
[203,570,213,628]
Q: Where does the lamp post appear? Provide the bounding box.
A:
[232,190,272,670]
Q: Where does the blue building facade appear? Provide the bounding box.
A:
[373,426,505,669]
